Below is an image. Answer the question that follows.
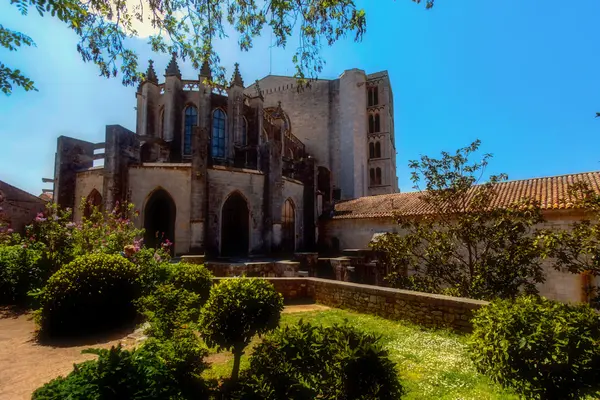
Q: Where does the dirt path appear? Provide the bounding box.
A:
[0,310,141,400]
[0,304,329,400]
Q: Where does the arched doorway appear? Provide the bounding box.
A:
[221,192,249,257]
[144,189,176,251]
[83,189,103,218]
[281,199,295,254]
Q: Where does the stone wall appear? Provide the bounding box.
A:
[207,166,265,254]
[129,164,192,255]
[0,180,47,234]
[283,177,305,251]
[213,277,487,332]
[73,167,104,221]
[321,210,590,303]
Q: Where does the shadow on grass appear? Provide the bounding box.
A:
[35,318,141,348]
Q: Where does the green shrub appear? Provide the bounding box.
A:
[38,253,140,336]
[0,245,43,305]
[234,321,404,400]
[136,284,204,339]
[134,247,172,294]
[32,332,209,400]
[199,278,284,381]
[170,262,213,302]
[469,296,600,400]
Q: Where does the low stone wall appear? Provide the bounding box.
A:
[212,277,488,332]
[206,261,299,277]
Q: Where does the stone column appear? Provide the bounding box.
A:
[102,125,139,211]
[268,130,284,253]
[189,64,212,254]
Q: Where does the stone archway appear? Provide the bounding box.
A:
[281,198,295,254]
[83,189,103,218]
[221,192,249,257]
[144,189,176,251]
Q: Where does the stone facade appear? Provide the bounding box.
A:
[214,277,487,332]
[246,71,399,200]
[0,180,47,234]
[320,209,595,303]
[52,56,399,258]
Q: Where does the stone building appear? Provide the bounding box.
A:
[321,171,600,303]
[51,54,398,257]
[0,180,48,234]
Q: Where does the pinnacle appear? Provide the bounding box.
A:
[200,59,211,78]
[230,63,244,87]
[145,60,158,83]
[165,52,181,78]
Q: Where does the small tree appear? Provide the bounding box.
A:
[199,278,284,382]
[371,140,547,300]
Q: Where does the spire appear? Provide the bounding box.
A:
[165,52,181,78]
[200,59,211,79]
[145,60,158,84]
[230,63,244,87]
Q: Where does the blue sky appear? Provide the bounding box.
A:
[1,0,600,196]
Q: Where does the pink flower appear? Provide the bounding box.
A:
[7,229,13,234]
[35,213,46,222]
[153,252,161,262]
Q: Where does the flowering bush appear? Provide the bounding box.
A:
[70,200,144,256]
[0,245,43,305]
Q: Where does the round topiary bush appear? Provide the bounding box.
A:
[38,253,140,336]
[170,262,213,303]
[469,295,600,400]
[199,278,284,381]
[235,321,404,400]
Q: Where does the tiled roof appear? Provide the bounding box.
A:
[332,171,600,220]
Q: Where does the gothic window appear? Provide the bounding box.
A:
[370,168,382,186]
[281,199,295,253]
[369,142,375,159]
[212,109,226,158]
[369,113,381,133]
[241,117,248,146]
[375,142,381,158]
[368,86,379,107]
[183,106,197,156]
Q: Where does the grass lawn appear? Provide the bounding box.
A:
[202,307,519,400]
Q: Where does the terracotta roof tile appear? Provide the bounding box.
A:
[332,171,600,220]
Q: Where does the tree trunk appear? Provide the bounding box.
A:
[231,348,242,382]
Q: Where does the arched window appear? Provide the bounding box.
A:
[374,114,381,133]
[212,109,226,158]
[369,115,375,134]
[369,142,375,159]
[370,168,375,185]
[368,86,379,107]
[241,116,248,146]
[282,199,295,253]
[183,106,197,156]
[376,167,382,185]
[375,142,381,158]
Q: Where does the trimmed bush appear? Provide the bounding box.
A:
[469,296,600,400]
[136,284,204,339]
[170,262,213,302]
[32,331,209,400]
[0,245,43,305]
[199,278,284,381]
[38,253,140,336]
[234,320,404,399]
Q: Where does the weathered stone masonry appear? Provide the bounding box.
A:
[214,277,488,333]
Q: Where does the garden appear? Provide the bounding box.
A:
[2,141,600,399]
